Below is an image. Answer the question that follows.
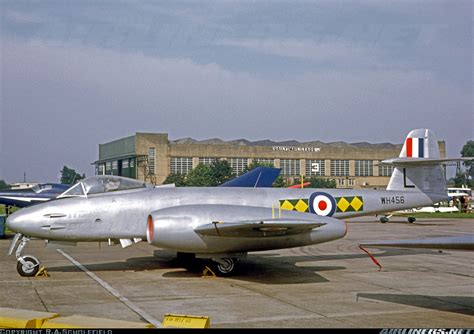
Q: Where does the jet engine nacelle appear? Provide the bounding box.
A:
[146,204,347,254]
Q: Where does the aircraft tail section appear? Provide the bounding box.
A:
[399,128,439,159]
[385,129,446,197]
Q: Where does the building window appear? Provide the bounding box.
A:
[306,159,325,176]
[253,158,275,166]
[111,161,118,175]
[171,157,193,174]
[355,160,373,176]
[229,158,248,175]
[280,159,300,176]
[331,160,349,176]
[129,158,136,179]
[148,148,156,175]
[199,157,217,165]
[379,163,394,177]
[98,164,105,175]
[122,160,129,169]
[106,161,112,175]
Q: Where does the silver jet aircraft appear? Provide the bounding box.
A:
[6,129,468,276]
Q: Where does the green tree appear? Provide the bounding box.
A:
[460,140,474,186]
[272,175,287,188]
[308,177,336,188]
[60,166,85,185]
[0,180,10,190]
[163,173,187,187]
[210,159,234,185]
[186,164,215,186]
[453,173,468,187]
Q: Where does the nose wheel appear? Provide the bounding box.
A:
[8,234,42,277]
[17,256,40,277]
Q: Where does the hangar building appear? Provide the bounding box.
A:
[93,132,446,189]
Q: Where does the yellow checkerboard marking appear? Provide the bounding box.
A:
[280,200,295,211]
[336,196,364,212]
[294,200,309,212]
[337,197,350,212]
[350,196,363,211]
[279,196,364,214]
[279,199,309,212]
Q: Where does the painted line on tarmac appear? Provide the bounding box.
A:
[434,230,473,235]
[57,249,162,328]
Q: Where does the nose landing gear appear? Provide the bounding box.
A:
[8,233,41,277]
[17,255,40,277]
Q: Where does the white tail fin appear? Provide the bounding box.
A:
[386,129,446,195]
[399,128,439,159]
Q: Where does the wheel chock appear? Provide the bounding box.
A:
[202,266,216,278]
[35,266,50,278]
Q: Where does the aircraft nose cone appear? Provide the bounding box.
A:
[6,208,40,235]
[6,210,25,232]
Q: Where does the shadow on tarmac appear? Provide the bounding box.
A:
[47,247,443,284]
[357,293,474,316]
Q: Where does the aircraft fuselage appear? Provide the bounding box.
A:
[7,186,445,242]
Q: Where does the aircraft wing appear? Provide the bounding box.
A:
[219,166,281,188]
[195,219,325,237]
[0,192,53,208]
[382,157,474,166]
[360,234,474,251]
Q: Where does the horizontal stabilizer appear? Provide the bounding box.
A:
[360,234,474,251]
[195,219,325,238]
[382,157,473,166]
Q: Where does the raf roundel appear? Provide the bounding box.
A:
[309,192,336,217]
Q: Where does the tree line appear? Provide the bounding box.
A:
[451,140,474,187]
[163,160,337,188]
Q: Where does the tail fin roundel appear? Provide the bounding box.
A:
[386,129,447,199]
[399,129,439,159]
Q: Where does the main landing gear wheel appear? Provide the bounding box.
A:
[17,256,40,277]
[211,258,237,277]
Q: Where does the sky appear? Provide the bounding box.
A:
[0,0,472,183]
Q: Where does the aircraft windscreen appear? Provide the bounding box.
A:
[58,182,85,198]
[83,176,147,195]
[58,176,147,198]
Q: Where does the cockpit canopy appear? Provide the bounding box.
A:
[58,175,149,198]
